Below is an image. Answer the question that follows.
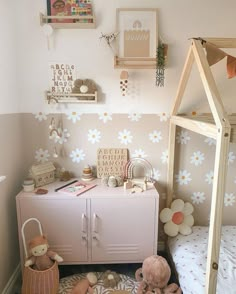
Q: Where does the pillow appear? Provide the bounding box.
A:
[160,199,194,237]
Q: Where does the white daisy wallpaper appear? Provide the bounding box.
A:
[29,112,236,236]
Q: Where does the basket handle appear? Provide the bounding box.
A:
[21,218,43,258]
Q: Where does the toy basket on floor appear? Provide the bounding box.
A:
[21,218,59,294]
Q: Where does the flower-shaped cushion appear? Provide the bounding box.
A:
[160,199,194,237]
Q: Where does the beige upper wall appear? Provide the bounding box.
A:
[12,0,236,114]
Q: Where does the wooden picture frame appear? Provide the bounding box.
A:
[116,8,158,60]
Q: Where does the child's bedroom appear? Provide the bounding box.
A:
[1,0,236,293]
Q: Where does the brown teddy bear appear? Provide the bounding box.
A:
[24,235,63,271]
[135,255,182,294]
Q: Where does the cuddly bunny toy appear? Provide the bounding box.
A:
[24,235,63,271]
[135,255,182,294]
[70,272,97,294]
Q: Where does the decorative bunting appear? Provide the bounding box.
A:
[205,42,227,66]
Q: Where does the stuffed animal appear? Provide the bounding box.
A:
[70,272,97,294]
[102,270,121,288]
[24,235,63,271]
[135,255,182,294]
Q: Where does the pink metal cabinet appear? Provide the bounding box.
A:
[90,197,157,262]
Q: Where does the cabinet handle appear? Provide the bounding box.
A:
[93,213,98,233]
[82,235,87,246]
[82,213,87,233]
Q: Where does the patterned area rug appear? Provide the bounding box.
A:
[58,272,138,294]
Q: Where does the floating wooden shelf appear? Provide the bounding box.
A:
[40,13,96,29]
[45,91,97,104]
[114,45,168,69]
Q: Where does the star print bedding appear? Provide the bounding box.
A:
[168,226,236,294]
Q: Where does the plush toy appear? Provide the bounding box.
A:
[135,255,182,294]
[160,199,194,237]
[24,235,63,271]
[102,270,121,288]
[70,272,97,294]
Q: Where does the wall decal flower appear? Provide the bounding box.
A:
[34,112,47,122]
[228,151,236,164]
[98,112,112,123]
[132,148,147,158]
[224,193,236,206]
[176,130,190,144]
[35,148,50,163]
[204,137,216,146]
[191,192,206,204]
[149,130,162,143]
[66,111,82,123]
[153,168,161,181]
[128,113,142,122]
[53,128,70,144]
[160,199,194,237]
[161,150,168,164]
[190,151,205,166]
[158,112,169,122]
[87,129,101,144]
[70,148,85,163]
[205,171,214,185]
[175,170,192,185]
[118,129,133,145]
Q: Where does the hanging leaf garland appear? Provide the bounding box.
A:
[156,43,166,87]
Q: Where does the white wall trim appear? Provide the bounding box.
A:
[2,263,21,294]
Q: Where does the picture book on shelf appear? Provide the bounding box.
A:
[57,180,96,196]
[47,0,93,24]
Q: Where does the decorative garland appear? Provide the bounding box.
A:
[156,43,166,87]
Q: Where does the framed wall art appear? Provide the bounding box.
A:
[115,8,158,68]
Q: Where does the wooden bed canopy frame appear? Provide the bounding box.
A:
[167,38,236,294]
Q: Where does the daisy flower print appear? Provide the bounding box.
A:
[70,148,85,163]
[175,170,192,185]
[35,148,50,163]
[118,129,133,145]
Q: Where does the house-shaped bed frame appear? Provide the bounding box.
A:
[167,38,236,294]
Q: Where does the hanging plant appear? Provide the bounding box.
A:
[156,43,167,87]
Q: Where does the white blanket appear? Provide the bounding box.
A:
[168,226,236,294]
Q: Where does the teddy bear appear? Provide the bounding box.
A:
[24,235,63,271]
[70,272,97,294]
[135,255,182,294]
[102,270,121,288]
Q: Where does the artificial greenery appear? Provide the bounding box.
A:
[156,43,166,87]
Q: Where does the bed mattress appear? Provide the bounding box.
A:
[168,226,236,294]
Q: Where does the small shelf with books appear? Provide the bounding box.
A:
[40,13,96,29]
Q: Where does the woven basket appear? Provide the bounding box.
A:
[21,218,59,294]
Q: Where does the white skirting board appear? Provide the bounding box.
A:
[2,263,21,294]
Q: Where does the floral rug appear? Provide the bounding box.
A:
[58,272,138,294]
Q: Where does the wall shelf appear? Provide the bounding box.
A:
[40,13,96,29]
[114,44,168,69]
[45,91,97,104]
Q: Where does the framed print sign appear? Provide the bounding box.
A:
[116,8,158,59]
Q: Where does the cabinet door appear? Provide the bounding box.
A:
[18,198,88,263]
[90,197,157,262]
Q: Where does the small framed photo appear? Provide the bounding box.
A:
[47,0,93,23]
[116,8,158,59]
